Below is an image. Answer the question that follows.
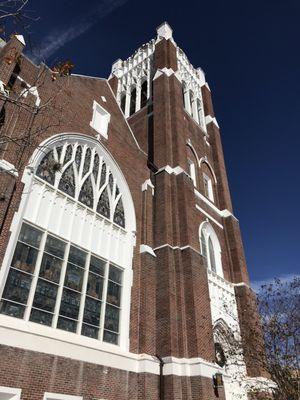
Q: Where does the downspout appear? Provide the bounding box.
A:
[156,355,164,400]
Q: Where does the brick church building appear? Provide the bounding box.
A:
[0,23,274,400]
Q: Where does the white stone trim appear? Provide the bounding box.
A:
[194,188,238,220]
[205,115,220,129]
[43,394,82,400]
[156,165,186,176]
[141,179,154,195]
[196,204,224,229]
[0,386,21,400]
[0,315,160,374]
[153,68,178,80]
[162,356,228,378]
[198,156,217,183]
[156,22,173,40]
[153,243,200,255]
[14,35,25,46]
[140,244,156,257]
[243,376,277,393]
[0,159,18,176]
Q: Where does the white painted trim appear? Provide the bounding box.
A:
[194,189,238,220]
[205,115,219,129]
[14,35,25,46]
[0,316,160,374]
[196,204,224,229]
[0,159,18,176]
[141,179,154,195]
[153,243,201,255]
[43,393,82,400]
[162,356,229,378]
[140,244,156,257]
[156,22,173,40]
[198,156,217,183]
[90,100,111,139]
[156,165,186,176]
[0,386,21,400]
[153,68,179,81]
[204,82,211,92]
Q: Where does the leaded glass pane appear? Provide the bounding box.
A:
[11,242,38,273]
[59,288,80,320]
[83,297,101,326]
[97,188,110,219]
[208,237,217,273]
[30,308,53,326]
[57,316,77,332]
[68,246,86,268]
[104,304,120,333]
[115,185,120,198]
[87,273,104,300]
[113,198,125,228]
[103,330,118,345]
[75,146,82,169]
[100,163,106,188]
[56,146,62,162]
[83,148,91,175]
[19,224,42,248]
[44,236,66,259]
[36,150,56,185]
[0,300,25,318]
[108,173,114,192]
[89,256,105,276]
[82,323,99,339]
[201,231,207,258]
[64,263,84,292]
[78,176,94,208]
[2,269,32,304]
[106,281,121,307]
[39,253,63,283]
[64,144,73,163]
[32,279,58,312]
[93,153,100,182]
[58,164,75,197]
[109,265,122,284]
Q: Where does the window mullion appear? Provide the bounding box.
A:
[76,252,91,335]
[98,259,109,341]
[52,241,71,328]
[23,231,47,322]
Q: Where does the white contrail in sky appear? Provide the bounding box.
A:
[36,0,127,61]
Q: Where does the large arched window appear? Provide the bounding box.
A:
[0,134,136,349]
[199,221,223,277]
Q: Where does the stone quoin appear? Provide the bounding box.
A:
[0,22,274,400]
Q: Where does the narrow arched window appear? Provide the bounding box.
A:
[201,230,207,266]
[140,80,148,109]
[197,98,204,128]
[120,93,126,114]
[208,236,217,273]
[189,90,194,116]
[129,87,136,116]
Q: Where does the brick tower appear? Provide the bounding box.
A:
[0,23,274,399]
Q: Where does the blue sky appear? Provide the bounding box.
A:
[9,0,300,286]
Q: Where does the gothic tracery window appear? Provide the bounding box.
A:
[34,142,126,229]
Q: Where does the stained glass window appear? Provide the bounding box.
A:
[36,150,56,185]
[97,188,110,219]
[79,176,94,208]
[113,198,125,228]
[208,237,217,273]
[35,143,125,227]
[0,222,123,345]
[58,164,75,197]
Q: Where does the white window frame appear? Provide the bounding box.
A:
[199,222,223,277]
[43,393,82,400]
[0,386,22,400]
[188,159,197,187]
[203,173,214,202]
[90,101,111,139]
[0,133,136,352]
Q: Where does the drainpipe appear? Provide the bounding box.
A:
[156,355,164,400]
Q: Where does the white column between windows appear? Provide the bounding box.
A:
[184,89,191,114]
[135,79,141,113]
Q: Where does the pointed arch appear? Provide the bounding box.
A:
[199,157,217,184]
[199,221,223,277]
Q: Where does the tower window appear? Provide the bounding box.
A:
[208,237,217,273]
[203,173,214,202]
[140,80,148,109]
[129,87,136,116]
[120,93,126,114]
[188,159,197,187]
